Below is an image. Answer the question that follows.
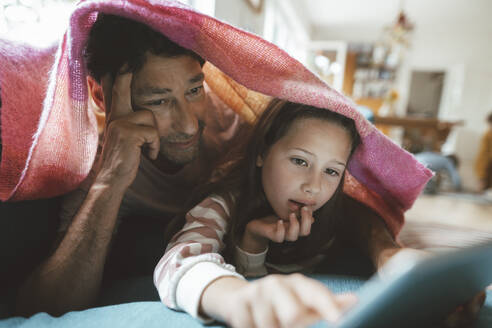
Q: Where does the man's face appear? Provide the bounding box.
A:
[131,53,206,166]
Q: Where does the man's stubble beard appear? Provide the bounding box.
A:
[158,120,205,166]
[159,138,202,165]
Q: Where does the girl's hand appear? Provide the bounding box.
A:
[201,274,357,328]
[240,207,315,253]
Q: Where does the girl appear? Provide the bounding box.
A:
[154,98,384,327]
[154,98,486,328]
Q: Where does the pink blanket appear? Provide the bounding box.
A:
[0,0,432,236]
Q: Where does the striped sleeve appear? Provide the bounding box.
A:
[153,195,243,321]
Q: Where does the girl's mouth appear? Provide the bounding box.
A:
[288,200,307,219]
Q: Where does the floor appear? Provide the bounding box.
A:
[401,192,492,291]
[405,192,492,231]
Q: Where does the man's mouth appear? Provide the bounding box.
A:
[168,131,200,149]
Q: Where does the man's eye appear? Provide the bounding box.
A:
[325,168,340,177]
[188,86,203,96]
[146,99,170,106]
[291,158,308,167]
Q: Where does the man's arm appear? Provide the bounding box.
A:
[15,72,161,316]
[15,181,125,316]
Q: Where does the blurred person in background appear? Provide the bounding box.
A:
[415,151,462,194]
[475,112,492,193]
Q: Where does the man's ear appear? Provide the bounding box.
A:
[87,76,105,112]
[256,155,264,167]
[87,76,106,134]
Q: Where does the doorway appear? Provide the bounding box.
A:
[407,70,445,118]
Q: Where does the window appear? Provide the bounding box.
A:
[0,0,76,47]
[178,0,215,17]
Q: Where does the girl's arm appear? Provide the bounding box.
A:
[155,196,357,327]
[153,196,243,321]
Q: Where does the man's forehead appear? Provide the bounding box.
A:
[131,53,204,93]
[142,53,202,70]
[134,72,204,96]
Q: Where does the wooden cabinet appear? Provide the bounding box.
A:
[373,115,464,152]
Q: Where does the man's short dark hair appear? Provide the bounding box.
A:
[487,112,492,124]
[84,14,205,82]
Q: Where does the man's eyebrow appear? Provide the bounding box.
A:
[293,147,346,166]
[189,72,205,84]
[135,87,172,96]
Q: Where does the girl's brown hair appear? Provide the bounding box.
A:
[180,98,361,264]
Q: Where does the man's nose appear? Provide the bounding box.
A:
[302,171,321,195]
[172,100,199,136]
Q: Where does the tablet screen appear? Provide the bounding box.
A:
[336,242,492,328]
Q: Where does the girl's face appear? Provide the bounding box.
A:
[257,117,352,220]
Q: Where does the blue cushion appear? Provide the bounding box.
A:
[1,276,490,328]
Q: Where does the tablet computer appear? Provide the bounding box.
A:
[334,242,492,328]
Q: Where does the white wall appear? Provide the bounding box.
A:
[400,21,492,190]
[214,0,266,36]
[214,0,310,63]
[312,6,492,191]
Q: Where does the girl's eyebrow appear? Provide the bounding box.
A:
[292,147,346,167]
[293,147,314,157]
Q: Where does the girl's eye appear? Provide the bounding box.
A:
[145,99,170,106]
[325,168,340,177]
[291,158,308,167]
[188,85,203,96]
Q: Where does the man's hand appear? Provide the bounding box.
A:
[240,207,315,254]
[201,274,357,328]
[95,72,160,191]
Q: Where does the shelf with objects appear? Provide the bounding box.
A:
[342,42,398,114]
[342,45,463,152]
[342,47,461,153]
[340,10,463,153]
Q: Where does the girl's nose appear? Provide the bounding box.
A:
[302,172,321,194]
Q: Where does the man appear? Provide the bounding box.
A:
[15,14,245,316]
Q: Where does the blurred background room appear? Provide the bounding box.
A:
[1,0,491,232]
